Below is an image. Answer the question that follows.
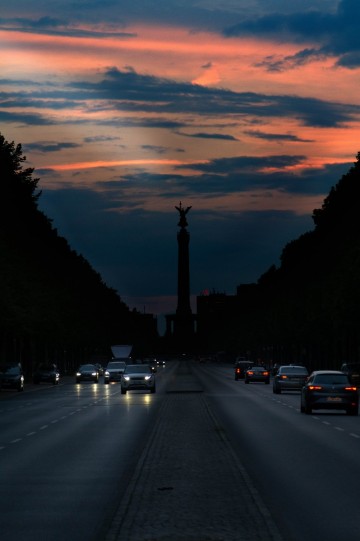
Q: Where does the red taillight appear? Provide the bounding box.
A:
[263,371,269,376]
[345,387,357,391]
[236,368,240,374]
[247,371,254,375]
[280,375,288,380]
[309,385,322,391]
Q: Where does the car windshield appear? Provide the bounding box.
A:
[125,365,151,374]
[38,365,56,371]
[279,366,308,374]
[107,362,126,369]
[1,366,20,375]
[314,374,349,384]
[80,364,95,370]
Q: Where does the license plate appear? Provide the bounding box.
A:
[327,396,342,402]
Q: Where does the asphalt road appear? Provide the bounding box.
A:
[193,362,360,541]
[2,361,360,541]
[0,366,173,541]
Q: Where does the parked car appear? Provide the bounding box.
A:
[104,361,127,384]
[234,360,254,380]
[245,366,270,384]
[0,365,24,392]
[340,362,360,384]
[273,365,309,394]
[33,364,60,385]
[75,364,99,383]
[120,364,156,394]
[301,370,358,415]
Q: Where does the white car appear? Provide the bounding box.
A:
[121,364,156,394]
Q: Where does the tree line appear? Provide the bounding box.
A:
[197,153,360,370]
[0,133,157,375]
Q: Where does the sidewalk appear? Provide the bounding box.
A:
[106,362,283,541]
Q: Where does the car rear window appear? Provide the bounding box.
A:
[108,362,126,369]
[315,374,349,384]
[279,366,308,374]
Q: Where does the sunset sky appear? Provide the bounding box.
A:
[2,0,360,332]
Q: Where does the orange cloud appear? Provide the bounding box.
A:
[49,158,208,171]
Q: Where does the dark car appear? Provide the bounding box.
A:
[273,365,309,394]
[0,365,24,392]
[340,362,360,385]
[245,366,270,384]
[156,359,166,368]
[75,364,99,384]
[234,360,254,380]
[301,370,358,415]
[120,364,156,394]
[33,364,60,385]
[104,361,127,384]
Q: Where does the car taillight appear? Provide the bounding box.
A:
[345,387,357,391]
[280,375,288,380]
[309,385,322,390]
[236,368,240,374]
[263,371,269,376]
[247,371,254,375]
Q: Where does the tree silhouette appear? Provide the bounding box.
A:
[0,133,157,374]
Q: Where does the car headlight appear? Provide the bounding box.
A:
[76,372,81,376]
[145,375,152,380]
[104,371,110,376]
[91,372,97,376]
[124,376,130,381]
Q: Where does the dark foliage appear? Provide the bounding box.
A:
[0,134,157,374]
[198,153,360,368]
[245,152,360,367]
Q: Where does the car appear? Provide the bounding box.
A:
[273,365,309,394]
[75,364,99,383]
[120,364,156,394]
[340,362,360,384]
[156,359,166,368]
[245,366,270,384]
[104,361,127,384]
[301,370,359,415]
[33,364,60,385]
[234,360,254,380]
[0,365,24,392]
[144,359,158,373]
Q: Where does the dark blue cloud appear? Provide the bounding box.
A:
[244,130,314,143]
[2,67,359,128]
[176,132,239,141]
[0,110,54,125]
[37,187,314,302]
[69,67,360,127]
[24,141,81,153]
[223,0,360,69]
